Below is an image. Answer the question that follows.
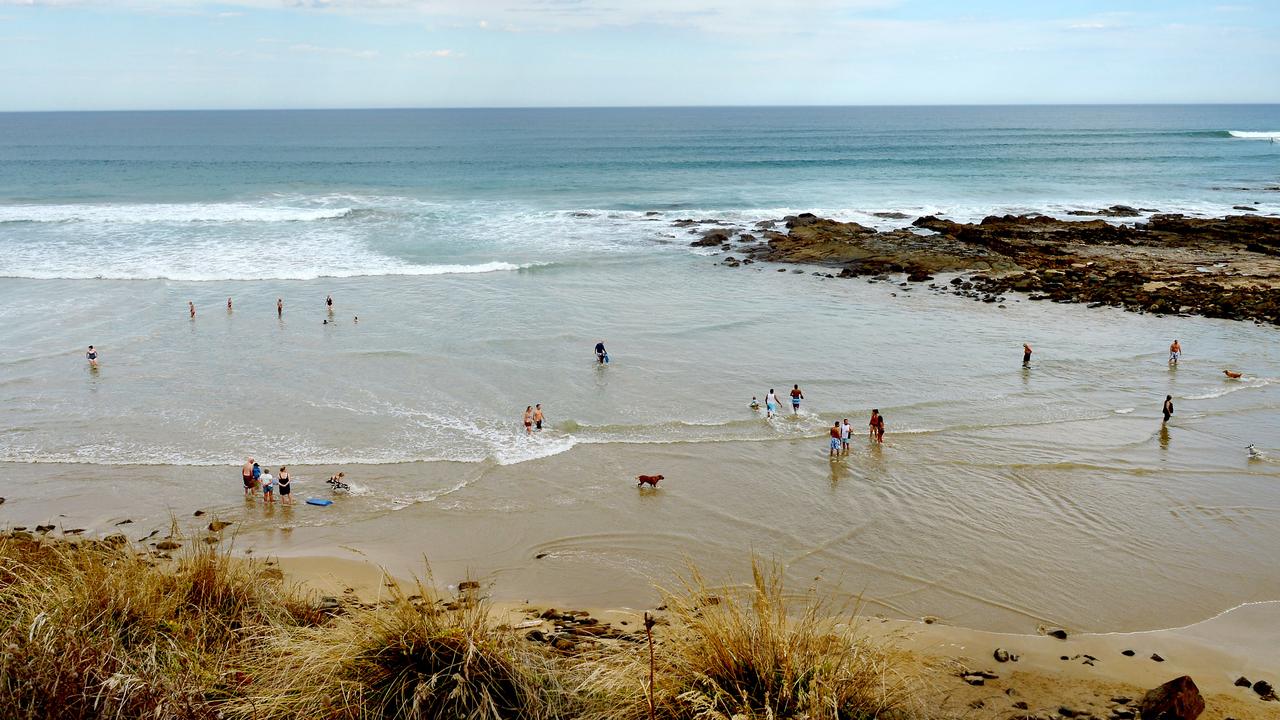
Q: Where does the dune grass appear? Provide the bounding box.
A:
[0,531,931,720]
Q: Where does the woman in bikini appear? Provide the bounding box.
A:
[523,406,534,435]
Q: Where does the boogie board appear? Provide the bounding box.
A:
[306,498,333,507]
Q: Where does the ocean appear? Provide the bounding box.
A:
[1,105,1278,632]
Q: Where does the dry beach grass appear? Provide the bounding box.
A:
[0,532,931,720]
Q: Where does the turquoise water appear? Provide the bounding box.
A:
[1,106,1278,632]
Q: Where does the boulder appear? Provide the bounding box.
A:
[1137,675,1205,720]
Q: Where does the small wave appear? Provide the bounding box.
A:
[1182,377,1277,401]
[1227,131,1280,140]
[1114,408,1135,414]
[0,261,546,282]
[0,202,356,225]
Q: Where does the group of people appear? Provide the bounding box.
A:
[754,385,805,419]
[240,457,293,504]
[828,411,886,457]
[184,294,335,321]
[522,404,546,434]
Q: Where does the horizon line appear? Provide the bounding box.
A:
[3,102,1280,114]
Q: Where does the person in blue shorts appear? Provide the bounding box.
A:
[829,421,841,458]
[765,389,779,418]
[790,384,804,415]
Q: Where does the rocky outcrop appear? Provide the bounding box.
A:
[693,211,1280,325]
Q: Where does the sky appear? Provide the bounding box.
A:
[0,1,1277,110]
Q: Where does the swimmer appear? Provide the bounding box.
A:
[1162,395,1174,424]
[227,297,233,312]
[533,403,544,431]
[523,406,534,435]
[1169,339,1181,365]
[86,345,99,368]
[790,384,804,415]
[829,421,841,458]
[189,301,196,319]
[750,396,760,410]
[326,294,333,313]
[1022,343,1032,367]
[277,298,283,317]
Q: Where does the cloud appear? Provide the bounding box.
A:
[287,43,378,59]
[405,48,455,59]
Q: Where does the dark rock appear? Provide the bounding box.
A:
[208,520,232,532]
[1151,653,1165,662]
[1112,708,1135,719]
[1046,627,1068,640]
[1253,680,1276,699]
[994,648,1012,662]
[873,211,912,220]
[1121,649,1135,656]
[114,518,133,525]
[1013,701,1029,710]
[1234,677,1251,687]
[1137,675,1204,720]
[1059,706,1082,717]
[155,540,181,550]
[691,229,732,247]
[526,629,546,643]
[193,510,205,516]
[644,211,661,216]
[35,524,55,533]
[535,552,548,559]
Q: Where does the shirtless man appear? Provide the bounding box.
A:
[241,457,256,496]
[1169,340,1181,365]
[533,404,545,431]
[1022,343,1032,367]
[86,345,99,369]
[189,301,196,319]
[829,421,842,458]
[277,298,283,318]
[523,406,534,435]
[790,384,804,415]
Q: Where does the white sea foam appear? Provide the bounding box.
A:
[1228,131,1280,139]
[1182,377,1277,401]
[0,202,355,225]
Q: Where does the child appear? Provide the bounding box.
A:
[750,396,760,410]
[261,468,275,503]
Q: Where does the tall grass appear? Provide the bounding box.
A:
[0,532,929,720]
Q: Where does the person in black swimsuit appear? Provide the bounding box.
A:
[277,466,292,504]
[1162,395,1174,424]
[86,345,98,368]
[594,341,608,364]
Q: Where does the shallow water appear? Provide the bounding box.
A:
[1,106,1279,633]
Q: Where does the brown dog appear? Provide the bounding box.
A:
[1224,370,1243,379]
[636,474,663,488]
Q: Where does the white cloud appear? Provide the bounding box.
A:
[288,43,378,59]
[406,48,455,59]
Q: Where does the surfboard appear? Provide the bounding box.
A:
[306,498,333,507]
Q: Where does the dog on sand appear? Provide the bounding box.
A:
[636,474,663,488]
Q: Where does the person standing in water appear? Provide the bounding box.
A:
[1022,343,1033,367]
[523,406,534,435]
[533,404,545,431]
[1169,340,1181,365]
[841,418,852,455]
[86,345,99,369]
[1162,395,1174,424]
[326,294,334,314]
[189,301,196,319]
[260,467,275,504]
[790,384,804,415]
[277,466,292,505]
[869,409,885,443]
[765,389,779,418]
[594,341,608,365]
[226,297,233,312]
[277,298,283,318]
[829,421,842,458]
[242,457,255,497]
